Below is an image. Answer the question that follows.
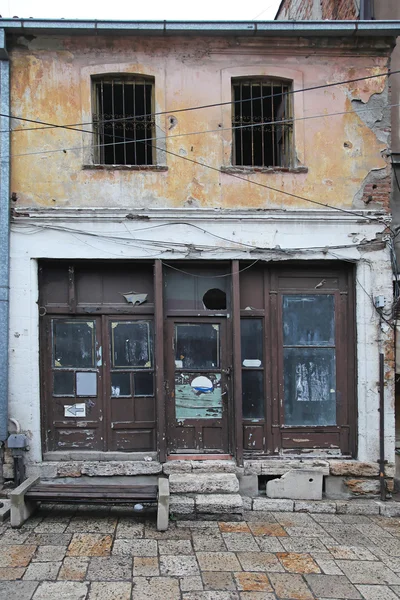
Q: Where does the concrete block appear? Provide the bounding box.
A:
[10,476,39,528]
[169,473,239,494]
[242,496,253,510]
[252,498,293,512]
[157,477,169,531]
[26,463,58,479]
[266,470,323,500]
[343,478,380,497]
[246,459,329,477]
[81,461,162,476]
[238,475,258,497]
[335,501,380,515]
[3,463,13,480]
[191,461,236,473]
[243,461,263,475]
[170,495,195,515]
[329,461,380,477]
[57,462,83,478]
[163,461,192,475]
[324,476,351,500]
[294,500,336,513]
[195,494,243,514]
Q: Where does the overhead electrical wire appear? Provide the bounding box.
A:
[0,68,397,134]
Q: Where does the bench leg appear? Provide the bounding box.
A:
[10,476,39,528]
[157,477,169,531]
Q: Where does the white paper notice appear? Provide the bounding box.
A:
[242,359,262,367]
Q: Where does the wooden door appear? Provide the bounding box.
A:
[166,318,230,454]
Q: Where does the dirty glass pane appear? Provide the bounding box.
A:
[111,373,131,397]
[241,319,263,366]
[164,266,230,311]
[284,348,336,426]
[242,371,264,419]
[76,372,97,397]
[283,295,335,346]
[175,373,222,419]
[111,321,153,368]
[53,371,74,396]
[134,372,154,397]
[175,324,219,369]
[53,320,95,368]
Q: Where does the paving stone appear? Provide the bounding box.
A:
[327,545,376,560]
[368,536,400,556]
[0,581,39,600]
[66,517,117,534]
[34,522,67,533]
[86,556,132,580]
[113,519,145,539]
[88,581,131,600]
[67,534,112,557]
[0,529,31,545]
[355,584,400,599]
[247,523,287,537]
[177,521,219,529]
[274,513,317,527]
[280,537,331,553]
[58,557,88,581]
[234,572,272,592]
[219,522,250,533]
[26,533,73,546]
[145,522,192,540]
[33,581,88,600]
[193,533,226,551]
[0,545,37,567]
[336,502,380,516]
[32,545,67,562]
[112,538,157,557]
[196,552,242,572]
[236,552,284,572]
[310,513,343,524]
[276,552,320,574]
[284,525,328,538]
[238,594,275,599]
[180,576,204,591]
[269,573,314,599]
[159,554,200,576]
[182,594,239,600]
[131,576,181,599]
[295,500,337,513]
[158,539,193,554]
[313,556,343,575]
[0,567,26,579]
[305,574,362,598]
[23,561,61,581]
[202,572,236,590]
[133,556,159,576]
[254,537,285,552]
[243,512,278,523]
[335,560,400,584]
[253,498,293,512]
[222,533,260,552]
[338,515,374,524]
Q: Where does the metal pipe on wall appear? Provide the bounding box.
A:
[0,30,10,442]
[379,352,386,501]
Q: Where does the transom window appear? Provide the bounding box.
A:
[93,75,155,166]
[232,78,292,168]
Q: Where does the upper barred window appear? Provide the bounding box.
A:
[232,78,293,168]
[92,75,155,166]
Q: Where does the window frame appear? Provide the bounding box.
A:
[91,74,156,167]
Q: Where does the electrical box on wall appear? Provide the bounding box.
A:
[374,295,386,309]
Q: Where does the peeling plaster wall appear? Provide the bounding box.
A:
[8,34,392,213]
[8,210,395,466]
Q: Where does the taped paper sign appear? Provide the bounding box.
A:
[64,403,86,418]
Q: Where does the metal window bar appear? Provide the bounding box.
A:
[93,77,155,166]
[232,79,292,168]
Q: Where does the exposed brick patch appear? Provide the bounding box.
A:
[360,174,391,210]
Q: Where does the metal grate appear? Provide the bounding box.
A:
[93,76,154,165]
[232,79,292,168]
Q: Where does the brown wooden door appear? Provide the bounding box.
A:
[166,318,230,454]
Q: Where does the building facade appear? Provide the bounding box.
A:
[0,19,399,500]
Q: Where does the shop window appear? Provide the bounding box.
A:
[232,78,292,167]
[241,319,264,419]
[93,75,154,165]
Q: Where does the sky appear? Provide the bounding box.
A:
[0,0,282,21]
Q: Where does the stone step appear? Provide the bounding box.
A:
[164,460,237,475]
[195,493,243,515]
[169,473,239,495]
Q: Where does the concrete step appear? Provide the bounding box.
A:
[164,460,237,475]
[169,473,239,494]
[195,493,243,515]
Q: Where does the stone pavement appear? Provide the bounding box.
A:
[1,506,400,599]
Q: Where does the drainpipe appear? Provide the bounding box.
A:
[0,29,10,443]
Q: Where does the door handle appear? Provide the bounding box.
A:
[221,367,231,376]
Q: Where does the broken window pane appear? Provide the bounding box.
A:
[134,372,154,397]
[53,320,95,368]
[111,373,131,397]
[111,321,153,368]
[284,348,336,426]
[241,319,263,365]
[175,324,220,369]
[242,371,264,419]
[175,373,222,419]
[203,288,227,310]
[283,295,335,346]
[76,372,97,397]
[164,265,230,311]
[53,371,74,396]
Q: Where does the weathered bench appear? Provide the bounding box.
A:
[10,476,169,530]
